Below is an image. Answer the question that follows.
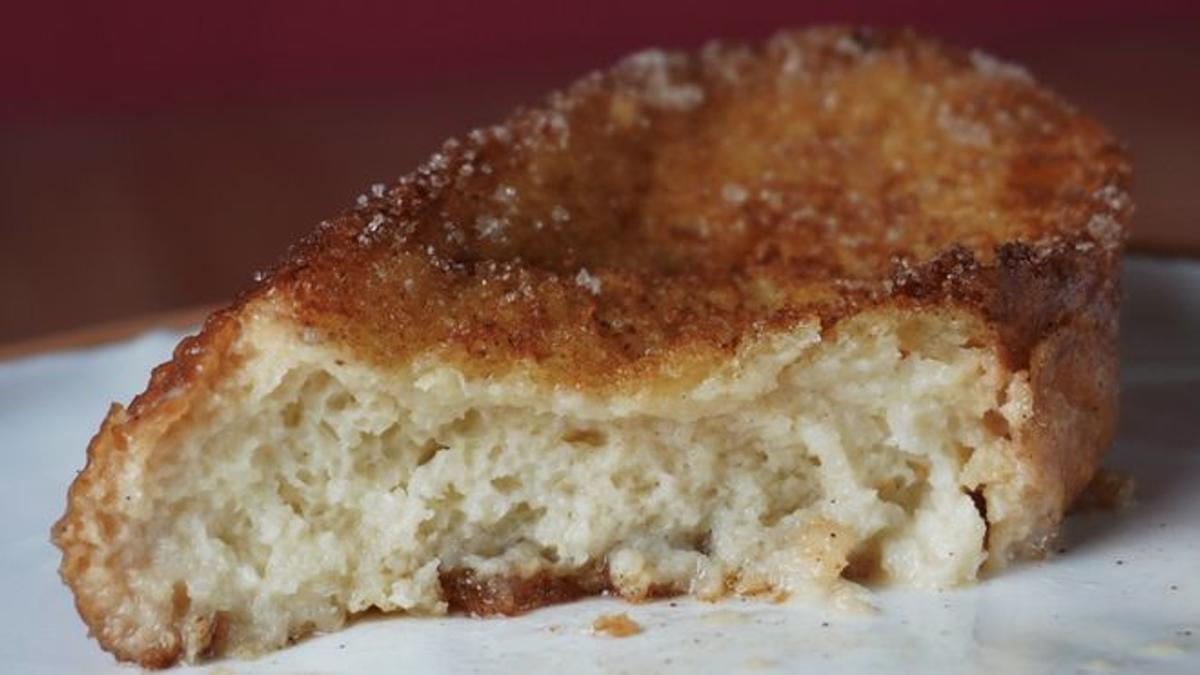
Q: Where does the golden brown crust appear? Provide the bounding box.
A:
[1006,270,1120,555]
[439,566,681,618]
[259,25,1129,391]
[439,567,612,616]
[53,26,1130,667]
[51,311,245,668]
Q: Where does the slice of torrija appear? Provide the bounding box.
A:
[54,26,1131,668]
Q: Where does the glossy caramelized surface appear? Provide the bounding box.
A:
[257,26,1129,387]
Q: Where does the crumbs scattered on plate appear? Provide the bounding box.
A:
[591,613,642,637]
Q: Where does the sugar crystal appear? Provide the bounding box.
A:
[575,268,602,295]
[1092,184,1130,213]
[936,103,992,147]
[494,184,518,203]
[969,50,1032,82]
[619,50,705,111]
[475,215,507,240]
[356,213,386,245]
[834,35,863,57]
[722,183,749,204]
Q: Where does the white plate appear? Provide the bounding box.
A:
[2,257,1197,674]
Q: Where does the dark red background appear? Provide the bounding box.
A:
[3,1,1196,116]
[2,2,1199,344]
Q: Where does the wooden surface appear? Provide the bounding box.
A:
[2,29,1198,349]
[0,305,213,362]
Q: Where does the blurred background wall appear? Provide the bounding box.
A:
[2,0,1198,344]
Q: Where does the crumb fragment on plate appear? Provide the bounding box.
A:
[591,613,642,637]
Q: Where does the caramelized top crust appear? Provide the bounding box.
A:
[241,27,1128,390]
